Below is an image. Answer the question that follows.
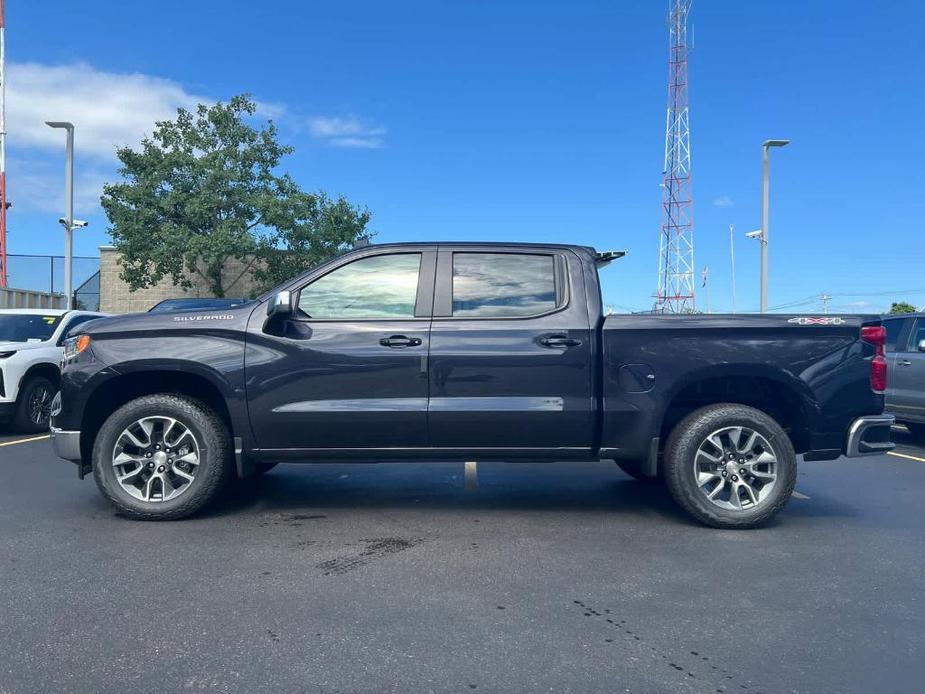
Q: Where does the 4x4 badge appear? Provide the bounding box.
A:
[787,317,846,325]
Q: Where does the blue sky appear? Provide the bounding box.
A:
[6,0,925,312]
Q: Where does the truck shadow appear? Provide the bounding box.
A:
[195,460,865,527]
[202,462,694,524]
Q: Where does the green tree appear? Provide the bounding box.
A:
[889,301,918,314]
[101,95,371,297]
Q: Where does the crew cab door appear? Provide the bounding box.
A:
[889,317,925,424]
[245,248,436,452]
[426,247,595,456]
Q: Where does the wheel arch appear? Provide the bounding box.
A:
[18,362,61,395]
[657,365,817,455]
[79,368,236,463]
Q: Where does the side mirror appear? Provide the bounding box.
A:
[918,339,925,353]
[266,290,293,318]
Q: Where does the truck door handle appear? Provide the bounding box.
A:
[379,335,422,348]
[898,359,912,366]
[539,334,582,348]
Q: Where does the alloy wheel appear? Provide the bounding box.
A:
[28,385,54,425]
[693,426,778,511]
[111,416,201,503]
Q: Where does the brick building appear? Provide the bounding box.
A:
[99,246,264,314]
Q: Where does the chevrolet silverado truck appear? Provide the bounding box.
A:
[50,242,894,528]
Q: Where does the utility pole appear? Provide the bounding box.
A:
[729,224,736,313]
[45,121,75,309]
[702,266,711,313]
[760,139,790,312]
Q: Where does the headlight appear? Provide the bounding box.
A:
[0,351,16,359]
[63,335,91,361]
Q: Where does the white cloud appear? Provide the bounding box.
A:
[712,195,735,208]
[4,61,383,220]
[8,156,108,214]
[308,116,385,149]
[8,62,206,160]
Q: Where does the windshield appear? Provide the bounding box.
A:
[0,314,63,342]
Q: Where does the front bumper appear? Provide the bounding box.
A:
[50,427,82,462]
[845,414,895,457]
[0,401,13,422]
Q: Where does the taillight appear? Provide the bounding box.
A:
[861,326,887,393]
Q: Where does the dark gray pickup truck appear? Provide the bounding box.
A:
[51,242,893,528]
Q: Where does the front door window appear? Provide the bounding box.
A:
[298,253,422,319]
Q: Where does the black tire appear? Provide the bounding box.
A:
[13,376,56,433]
[904,422,925,443]
[92,394,232,520]
[615,460,659,483]
[663,403,797,529]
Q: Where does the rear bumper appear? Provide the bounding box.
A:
[50,426,82,462]
[845,414,895,457]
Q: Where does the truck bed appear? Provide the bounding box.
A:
[599,313,883,464]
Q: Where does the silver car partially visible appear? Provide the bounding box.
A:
[884,313,925,442]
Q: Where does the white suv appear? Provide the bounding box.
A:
[0,309,107,433]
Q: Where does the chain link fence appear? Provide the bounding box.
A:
[5,254,101,311]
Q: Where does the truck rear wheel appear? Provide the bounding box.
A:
[92,394,232,520]
[663,403,796,529]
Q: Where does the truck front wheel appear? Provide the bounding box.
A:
[92,394,232,520]
[663,403,796,529]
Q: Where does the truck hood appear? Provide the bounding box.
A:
[82,304,257,337]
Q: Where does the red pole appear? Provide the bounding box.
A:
[0,0,7,288]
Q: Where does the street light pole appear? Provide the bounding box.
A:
[760,139,790,313]
[729,224,737,313]
[45,121,74,309]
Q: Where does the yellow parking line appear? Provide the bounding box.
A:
[791,490,811,500]
[888,451,925,464]
[0,434,51,448]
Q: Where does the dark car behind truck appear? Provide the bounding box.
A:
[50,242,893,528]
[883,313,925,442]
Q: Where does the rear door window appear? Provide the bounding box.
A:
[884,318,908,352]
[907,319,925,353]
[451,253,560,318]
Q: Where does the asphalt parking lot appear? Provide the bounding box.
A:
[1,429,924,694]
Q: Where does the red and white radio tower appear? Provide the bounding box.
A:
[655,0,695,313]
[0,0,7,289]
